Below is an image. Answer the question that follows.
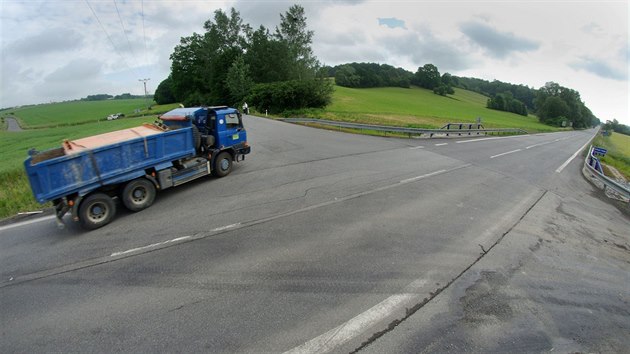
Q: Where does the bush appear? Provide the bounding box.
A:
[248,79,334,114]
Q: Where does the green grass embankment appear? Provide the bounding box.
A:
[592,132,630,180]
[288,86,559,134]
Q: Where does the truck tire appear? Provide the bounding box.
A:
[79,193,116,230]
[122,178,156,212]
[213,151,232,177]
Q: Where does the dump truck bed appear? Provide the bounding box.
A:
[25,125,195,203]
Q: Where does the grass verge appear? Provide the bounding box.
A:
[592,132,630,180]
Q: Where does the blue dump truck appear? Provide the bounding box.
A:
[25,106,250,230]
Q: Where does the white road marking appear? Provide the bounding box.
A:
[490,149,522,159]
[434,143,448,146]
[0,215,56,233]
[284,293,416,354]
[408,146,424,150]
[211,223,241,232]
[109,223,241,257]
[110,236,191,257]
[556,138,593,173]
[456,137,500,144]
[400,169,447,184]
[525,142,550,149]
[456,134,524,144]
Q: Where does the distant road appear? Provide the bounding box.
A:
[5,117,22,131]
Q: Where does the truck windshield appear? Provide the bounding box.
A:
[225,113,240,128]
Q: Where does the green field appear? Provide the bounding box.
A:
[3,99,178,128]
[593,132,630,180]
[309,86,558,133]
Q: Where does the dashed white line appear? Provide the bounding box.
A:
[434,143,448,146]
[456,137,500,144]
[525,142,550,149]
[408,146,424,150]
[490,149,522,159]
[456,134,525,144]
[211,223,241,232]
[0,215,55,233]
[110,236,191,257]
[400,169,448,184]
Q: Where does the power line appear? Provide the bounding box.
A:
[84,0,141,79]
[141,0,149,75]
[113,0,142,74]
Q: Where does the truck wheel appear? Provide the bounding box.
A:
[213,152,232,177]
[122,178,156,212]
[79,193,116,230]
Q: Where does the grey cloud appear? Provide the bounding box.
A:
[233,0,365,29]
[460,21,539,58]
[570,57,627,81]
[6,28,84,57]
[383,31,474,72]
[45,59,103,83]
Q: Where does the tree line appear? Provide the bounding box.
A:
[602,119,630,136]
[154,5,332,114]
[81,93,149,101]
[328,61,599,128]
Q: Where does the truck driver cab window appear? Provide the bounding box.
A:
[208,113,216,133]
[226,113,240,129]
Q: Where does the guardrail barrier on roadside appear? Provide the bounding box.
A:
[280,118,527,138]
[583,145,630,204]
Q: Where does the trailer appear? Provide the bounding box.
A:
[25,106,250,230]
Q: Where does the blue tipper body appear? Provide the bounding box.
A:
[24,127,196,204]
[24,105,250,229]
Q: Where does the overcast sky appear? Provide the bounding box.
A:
[1,0,628,124]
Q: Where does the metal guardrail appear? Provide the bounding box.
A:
[280,118,527,137]
[583,145,630,203]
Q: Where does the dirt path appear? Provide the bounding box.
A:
[5,117,23,132]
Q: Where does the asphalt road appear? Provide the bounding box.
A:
[1,116,628,353]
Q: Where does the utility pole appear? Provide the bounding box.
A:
[138,78,150,111]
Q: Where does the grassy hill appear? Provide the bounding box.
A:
[316,86,557,133]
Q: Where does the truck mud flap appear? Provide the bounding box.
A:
[54,199,71,229]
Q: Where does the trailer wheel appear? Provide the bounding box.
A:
[122,178,156,212]
[213,151,232,177]
[79,193,116,230]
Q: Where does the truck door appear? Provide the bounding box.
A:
[218,112,246,148]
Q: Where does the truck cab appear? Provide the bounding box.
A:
[159,106,250,176]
